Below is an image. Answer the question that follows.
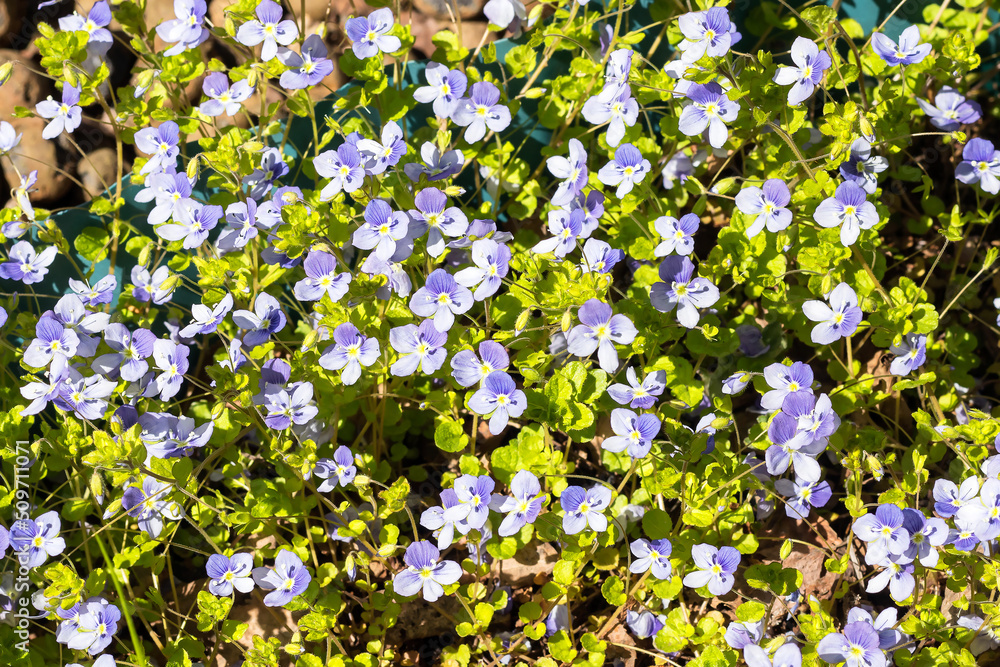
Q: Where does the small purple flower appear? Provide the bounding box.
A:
[653,213,700,256]
[10,511,65,568]
[484,0,526,30]
[736,324,771,357]
[852,504,911,565]
[603,408,661,459]
[744,644,802,667]
[404,142,464,182]
[161,202,223,249]
[152,339,190,400]
[678,82,740,148]
[180,293,233,338]
[761,361,814,411]
[957,478,1000,541]
[626,609,665,639]
[735,179,792,237]
[532,207,584,257]
[932,476,979,518]
[901,508,948,567]
[352,198,409,260]
[496,470,544,536]
[957,616,1000,656]
[121,478,183,538]
[453,81,511,143]
[67,275,115,308]
[155,0,209,55]
[393,541,462,602]
[455,239,510,300]
[649,255,720,328]
[217,198,262,252]
[135,171,194,225]
[55,369,115,420]
[237,0,299,61]
[773,37,832,106]
[23,316,79,372]
[345,8,401,59]
[629,538,672,579]
[840,138,888,194]
[252,550,312,607]
[766,412,824,482]
[421,489,467,549]
[784,392,839,448]
[356,121,407,175]
[410,268,473,332]
[314,446,358,491]
[582,83,638,147]
[889,333,926,376]
[233,293,286,348]
[917,87,981,131]
[263,382,318,430]
[817,622,887,667]
[597,143,651,197]
[803,282,863,345]
[36,83,82,140]
[244,147,290,200]
[469,371,526,435]
[91,324,156,382]
[389,320,447,376]
[662,148,706,188]
[683,544,740,595]
[207,553,255,596]
[547,138,589,206]
[566,298,637,373]
[677,7,740,62]
[294,250,352,302]
[319,323,380,385]
[414,62,468,117]
[774,477,832,520]
[608,367,665,409]
[134,121,180,175]
[725,619,763,649]
[956,138,1000,195]
[58,1,113,56]
[199,72,254,117]
[813,181,879,246]
[560,485,613,534]
[444,474,495,529]
[872,26,931,66]
[409,187,468,257]
[580,238,623,275]
[278,34,335,90]
[450,340,509,387]
[315,143,366,200]
[722,371,751,395]
[68,600,121,654]
[0,241,57,285]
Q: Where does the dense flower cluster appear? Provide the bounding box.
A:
[1,0,999,666]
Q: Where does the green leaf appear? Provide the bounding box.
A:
[74,226,110,262]
[434,416,469,453]
[601,575,626,605]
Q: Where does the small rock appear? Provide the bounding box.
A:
[0,0,28,43]
[0,50,49,118]
[1,117,72,203]
[490,541,559,587]
[304,0,355,22]
[412,0,483,20]
[78,147,122,200]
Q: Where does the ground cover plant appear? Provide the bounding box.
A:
[1,0,1000,665]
